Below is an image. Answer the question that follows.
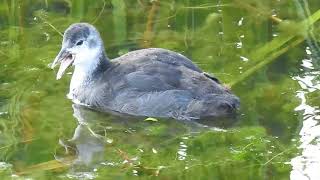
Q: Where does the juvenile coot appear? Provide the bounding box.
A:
[51,23,240,120]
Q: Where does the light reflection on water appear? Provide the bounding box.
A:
[291,1,320,177]
[291,49,320,180]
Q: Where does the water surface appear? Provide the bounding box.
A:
[1,0,320,179]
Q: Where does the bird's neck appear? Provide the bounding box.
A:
[68,48,110,100]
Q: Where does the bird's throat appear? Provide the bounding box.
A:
[68,50,110,101]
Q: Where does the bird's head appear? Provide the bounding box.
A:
[51,23,104,80]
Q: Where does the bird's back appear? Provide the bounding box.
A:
[79,48,239,119]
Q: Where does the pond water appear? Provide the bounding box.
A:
[1,0,320,179]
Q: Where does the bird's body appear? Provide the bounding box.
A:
[52,23,239,120]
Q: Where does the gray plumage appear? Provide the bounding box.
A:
[52,23,240,120]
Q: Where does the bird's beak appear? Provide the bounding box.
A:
[51,48,75,80]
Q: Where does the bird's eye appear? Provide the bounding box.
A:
[76,40,83,46]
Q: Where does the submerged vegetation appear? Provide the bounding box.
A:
[0,0,320,179]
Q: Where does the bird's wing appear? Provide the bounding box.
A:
[119,61,226,95]
[107,48,227,94]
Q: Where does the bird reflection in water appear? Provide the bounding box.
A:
[54,104,239,177]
